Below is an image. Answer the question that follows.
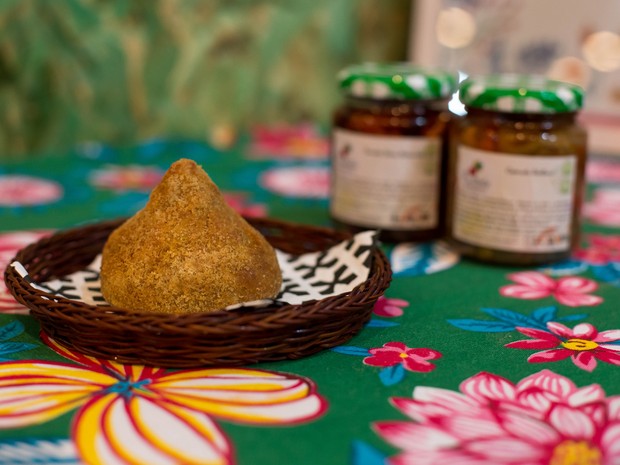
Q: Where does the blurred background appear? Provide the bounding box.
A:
[410,0,620,156]
[0,0,410,157]
[1,0,619,158]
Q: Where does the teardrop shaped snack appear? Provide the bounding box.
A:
[100,158,282,314]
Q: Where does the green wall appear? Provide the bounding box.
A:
[0,0,410,157]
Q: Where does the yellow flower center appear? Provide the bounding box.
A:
[561,339,599,351]
[399,352,408,358]
[549,440,602,465]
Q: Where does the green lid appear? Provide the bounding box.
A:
[337,63,458,100]
[459,74,584,113]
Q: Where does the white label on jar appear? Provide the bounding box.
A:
[453,146,577,253]
[330,129,441,230]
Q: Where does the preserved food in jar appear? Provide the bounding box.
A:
[446,75,587,265]
[330,63,456,242]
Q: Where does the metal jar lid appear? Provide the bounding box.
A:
[459,74,584,113]
[338,63,458,100]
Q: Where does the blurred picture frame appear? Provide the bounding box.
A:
[408,0,620,156]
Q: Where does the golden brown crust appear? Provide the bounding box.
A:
[100,158,282,314]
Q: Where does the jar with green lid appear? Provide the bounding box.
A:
[446,74,587,266]
[330,63,457,242]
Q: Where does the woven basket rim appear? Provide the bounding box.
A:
[4,217,392,366]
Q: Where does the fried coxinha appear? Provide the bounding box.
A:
[100,159,282,314]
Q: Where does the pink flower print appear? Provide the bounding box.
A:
[586,160,620,184]
[574,234,620,265]
[506,322,620,372]
[222,192,267,218]
[373,297,409,318]
[584,187,620,227]
[500,271,603,307]
[249,124,328,159]
[0,176,62,206]
[375,369,620,465]
[364,342,442,373]
[259,166,329,199]
[89,165,164,192]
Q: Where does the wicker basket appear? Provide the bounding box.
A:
[4,217,392,368]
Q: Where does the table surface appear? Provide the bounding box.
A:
[1,131,620,465]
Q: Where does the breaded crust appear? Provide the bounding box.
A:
[100,158,282,314]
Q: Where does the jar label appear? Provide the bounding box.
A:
[453,146,577,253]
[331,129,441,230]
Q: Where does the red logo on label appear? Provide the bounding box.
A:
[469,161,483,176]
[340,144,352,158]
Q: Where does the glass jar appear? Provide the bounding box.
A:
[446,75,587,266]
[330,63,456,242]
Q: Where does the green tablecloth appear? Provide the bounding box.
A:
[1,133,620,465]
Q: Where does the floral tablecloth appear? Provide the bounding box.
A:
[1,128,620,465]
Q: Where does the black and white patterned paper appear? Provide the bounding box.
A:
[11,231,377,310]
